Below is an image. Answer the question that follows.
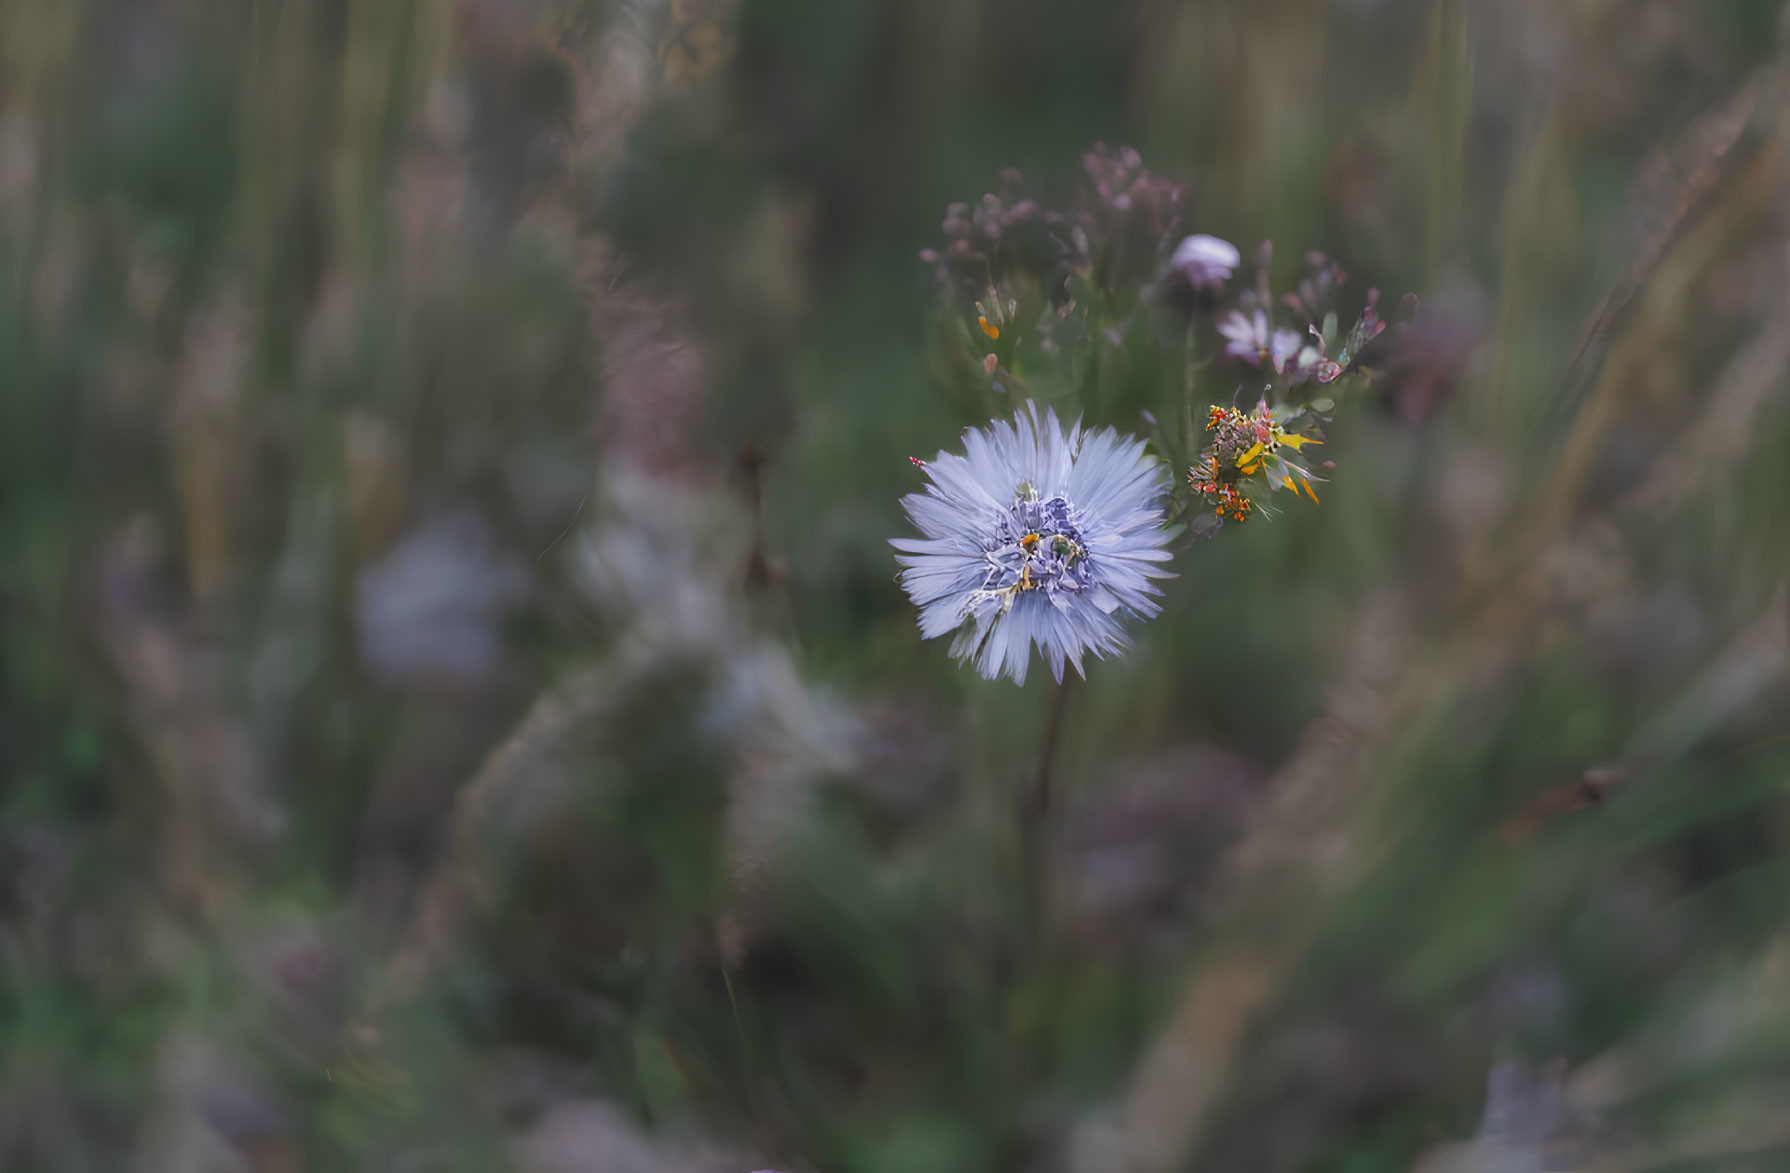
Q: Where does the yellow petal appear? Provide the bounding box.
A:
[1238,442,1264,466]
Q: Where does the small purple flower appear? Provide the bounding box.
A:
[1171,234,1240,291]
[1217,309,1303,372]
[1270,327,1305,373]
[892,404,1174,685]
[1284,328,1329,383]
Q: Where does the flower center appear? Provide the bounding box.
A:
[978,488,1089,598]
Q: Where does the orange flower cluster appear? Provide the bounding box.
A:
[1188,404,1324,524]
[1188,454,1254,522]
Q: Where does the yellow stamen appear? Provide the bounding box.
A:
[978,315,999,340]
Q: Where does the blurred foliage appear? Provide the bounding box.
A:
[3,1,1790,1171]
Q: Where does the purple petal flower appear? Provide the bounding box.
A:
[1269,327,1304,373]
[892,404,1174,685]
[1221,309,1320,377]
[1218,308,1270,363]
[1171,233,1240,291]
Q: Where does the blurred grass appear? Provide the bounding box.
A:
[2,1,1790,1171]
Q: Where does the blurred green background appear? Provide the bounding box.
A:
[4,0,1790,1170]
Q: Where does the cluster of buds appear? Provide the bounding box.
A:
[1078,143,1184,222]
[918,145,1200,372]
[1077,143,1190,292]
[919,169,1075,324]
[1189,404,1324,525]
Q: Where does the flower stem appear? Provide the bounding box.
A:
[1020,673,1074,946]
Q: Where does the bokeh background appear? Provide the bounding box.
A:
[4,0,1790,1170]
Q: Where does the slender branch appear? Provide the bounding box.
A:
[1019,672,1075,946]
[719,951,758,1123]
[1029,672,1074,828]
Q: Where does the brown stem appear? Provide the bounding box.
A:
[1020,672,1075,944]
[739,443,771,592]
